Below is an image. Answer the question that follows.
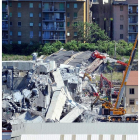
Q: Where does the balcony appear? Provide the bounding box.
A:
[2,8,7,12]
[128,39,136,43]
[43,17,65,21]
[128,29,138,33]
[43,27,65,31]
[129,20,138,24]
[2,36,8,40]
[129,10,138,15]
[43,36,65,40]
[2,17,8,20]
[2,25,8,30]
[43,17,54,21]
[42,7,65,12]
[2,40,8,44]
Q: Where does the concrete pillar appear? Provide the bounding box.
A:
[60,135,64,140]
[72,135,76,140]
[87,135,91,140]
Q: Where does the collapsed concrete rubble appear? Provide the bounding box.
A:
[2,50,138,128]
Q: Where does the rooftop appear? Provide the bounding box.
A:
[123,71,138,86]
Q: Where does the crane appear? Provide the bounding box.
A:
[101,34,138,122]
[91,50,128,66]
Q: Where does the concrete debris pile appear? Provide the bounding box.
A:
[2,57,95,125]
[2,50,138,126]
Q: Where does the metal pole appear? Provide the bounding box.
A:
[114,41,116,58]
[110,70,112,102]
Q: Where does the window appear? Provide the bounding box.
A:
[30,31,33,38]
[18,12,21,17]
[10,12,12,17]
[29,3,33,8]
[39,23,41,26]
[67,13,70,18]
[30,23,33,26]
[120,15,124,20]
[74,32,77,36]
[93,0,98,2]
[39,13,41,17]
[67,3,70,8]
[120,34,123,39]
[18,32,21,36]
[74,22,77,26]
[10,41,12,44]
[39,3,41,8]
[9,2,12,7]
[120,25,123,30]
[39,31,41,37]
[74,12,77,18]
[18,22,21,27]
[129,99,135,105]
[74,3,77,8]
[120,6,123,11]
[67,32,70,36]
[10,31,12,36]
[130,88,134,94]
[30,13,33,17]
[18,3,21,8]
[10,22,12,26]
[18,41,21,44]
[67,22,70,27]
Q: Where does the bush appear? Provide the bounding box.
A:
[2,39,133,59]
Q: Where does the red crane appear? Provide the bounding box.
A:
[91,50,127,66]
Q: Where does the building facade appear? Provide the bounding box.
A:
[124,71,138,114]
[2,1,9,44]
[113,0,138,42]
[90,0,113,39]
[2,0,89,44]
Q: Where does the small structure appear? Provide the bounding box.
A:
[124,71,138,114]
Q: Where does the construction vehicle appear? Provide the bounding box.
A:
[101,34,138,122]
[91,50,127,66]
[83,73,92,81]
[92,35,138,122]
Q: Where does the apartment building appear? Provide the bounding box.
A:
[42,0,89,44]
[113,0,138,42]
[2,1,9,44]
[124,71,138,114]
[90,0,113,39]
[2,0,89,44]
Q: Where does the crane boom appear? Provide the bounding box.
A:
[114,34,138,109]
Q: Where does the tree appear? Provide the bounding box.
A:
[72,22,110,43]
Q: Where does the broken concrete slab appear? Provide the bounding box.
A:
[22,89,32,100]
[46,88,66,122]
[52,68,65,92]
[12,91,23,103]
[36,61,56,74]
[60,106,84,123]
[2,61,36,71]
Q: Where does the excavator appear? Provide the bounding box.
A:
[93,34,138,122]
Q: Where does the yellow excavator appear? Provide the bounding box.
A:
[83,73,92,81]
[93,34,138,122]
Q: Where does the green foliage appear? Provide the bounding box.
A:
[64,40,79,51]
[2,39,135,60]
[72,22,110,43]
[2,54,32,61]
[2,42,40,55]
[107,65,113,71]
